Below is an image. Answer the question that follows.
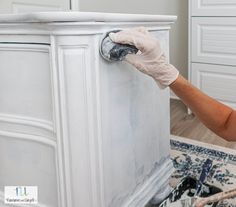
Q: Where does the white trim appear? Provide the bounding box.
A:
[0,12,177,23]
[0,23,174,36]
[0,130,56,147]
[50,35,67,207]
[50,36,69,207]
[123,159,173,207]
[93,36,106,207]
[187,0,192,114]
[0,43,55,136]
[0,43,49,52]
[56,40,104,207]
[188,0,192,82]
[57,45,78,207]
[84,38,104,207]
[0,113,53,133]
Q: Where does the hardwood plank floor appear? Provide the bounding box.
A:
[170,99,236,150]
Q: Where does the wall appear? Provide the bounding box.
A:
[79,0,188,78]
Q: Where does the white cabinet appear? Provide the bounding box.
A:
[0,12,176,207]
[189,0,236,110]
[192,63,236,109]
[191,0,236,16]
[191,17,236,66]
[0,0,69,14]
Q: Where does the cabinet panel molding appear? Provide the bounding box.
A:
[191,63,236,109]
[192,17,236,66]
[0,44,53,123]
[192,0,236,16]
[0,134,58,206]
[0,113,54,137]
[56,36,103,207]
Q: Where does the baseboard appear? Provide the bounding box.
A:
[122,159,174,207]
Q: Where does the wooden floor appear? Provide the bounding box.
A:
[170,99,236,150]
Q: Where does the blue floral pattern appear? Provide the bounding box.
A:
[170,139,236,206]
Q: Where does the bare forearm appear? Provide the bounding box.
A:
[169,75,236,141]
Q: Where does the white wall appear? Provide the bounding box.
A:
[79,0,188,78]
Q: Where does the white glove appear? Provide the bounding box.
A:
[109,27,179,87]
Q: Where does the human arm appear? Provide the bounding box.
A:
[170,75,236,141]
[110,27,236,141]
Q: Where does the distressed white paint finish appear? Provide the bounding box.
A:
[192,17,236,66]
[99,31,171,207]
[0,42,58,207]
[191,0,236,16]
[0,44,53,121]
[56,36,99,207]
[0,12,176,207]
[0,133,58,207]
[0,12,177,23]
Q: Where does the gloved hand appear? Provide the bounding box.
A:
[109,27,179,87]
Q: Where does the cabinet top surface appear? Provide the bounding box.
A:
[0,11,177,23]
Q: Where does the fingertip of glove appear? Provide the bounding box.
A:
[108,32,116,42]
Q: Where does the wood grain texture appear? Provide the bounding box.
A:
[170,99,236,150]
